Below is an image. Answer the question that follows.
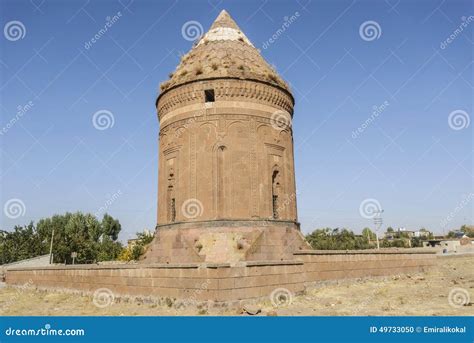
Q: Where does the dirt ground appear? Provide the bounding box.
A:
[0,255,472,316]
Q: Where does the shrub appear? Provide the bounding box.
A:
[118,230,154,262]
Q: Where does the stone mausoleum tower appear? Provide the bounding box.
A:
[144,10,309,264]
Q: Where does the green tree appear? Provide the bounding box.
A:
[306,228,372,250]
[118,230,155,261]
[0,223,46,264]
[97,236,123,261]
[447,230,457,238]
[362,227,376,242]
[101,214,121,241]
[446,225,473,238]
[2,212,124,265]
[460,225,474,238]
[411,236,422,247]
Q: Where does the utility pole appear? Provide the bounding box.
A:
[373,210,384,250]
[49,227,54,264]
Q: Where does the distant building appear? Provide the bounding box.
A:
[127,229,154,247]
[384,228,432,240]
[423,236,473,253]
[414,229,431,238]
[448,230,465,239]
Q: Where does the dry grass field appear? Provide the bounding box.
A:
[0,255,472,316]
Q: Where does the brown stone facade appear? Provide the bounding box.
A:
[157,78,297,224]
[5,251,436,304]
[143,10,310,264]
[148,77,307,263]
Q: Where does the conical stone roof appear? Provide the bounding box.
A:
[160,10,291,94]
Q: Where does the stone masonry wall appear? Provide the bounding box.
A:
[5,251,436,303]
[295,250,436,285]
[5,261,305,304]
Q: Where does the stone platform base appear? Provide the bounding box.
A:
[142,220,311,264]
[5,250,436,305]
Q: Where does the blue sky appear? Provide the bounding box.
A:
[0,0,472,241]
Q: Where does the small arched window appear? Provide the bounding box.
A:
[167,185,176,223]
[272,170,280,219]
[167,168,176,223]
[217,145,226,217]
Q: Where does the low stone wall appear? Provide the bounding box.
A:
[295,250,436,285]
[5,260,305,304]
[5,250,436,303]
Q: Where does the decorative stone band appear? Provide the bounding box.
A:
[294,249,438,255]
[5,259,304,272]
[197,27,254,47]
[155,218,301,230]
[156,78,294,120]
[158,112,294,136]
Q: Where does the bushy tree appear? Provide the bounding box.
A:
[118,230,154,261]
[306,228,373,250]
[381,238,408,248]
[447,225,473,238]
[362,227,376,241]
[411,236,422,248]
[1,212,123,265]
[0,223,46,264]
[460,225,474,238]
[97,236,123,262]
[101,214,121,241]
